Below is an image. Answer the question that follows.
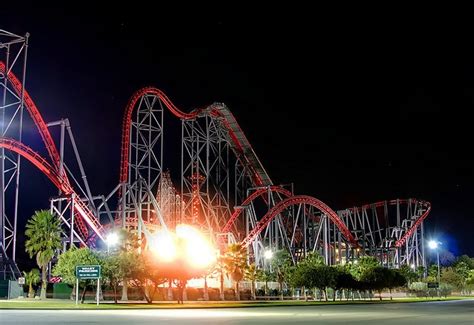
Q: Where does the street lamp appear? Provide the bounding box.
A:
[428,240,441,296]
[106,232,119,253]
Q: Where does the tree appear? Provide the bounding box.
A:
[25,210,62,299]
[271,250,293,300]
[101,251,138,303]
[360,266,391,300]
[23,268,40,298]
[222,244,247,301]
[398,265,418,285]
[453,255,474,270]
[349,256,379,281]
[245,263,258,300]
[333,266,356,301]
[52,247,100,302]
[440,267,464,291]
[256,269,274,296]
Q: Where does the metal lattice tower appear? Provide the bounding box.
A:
[0,30,29,279]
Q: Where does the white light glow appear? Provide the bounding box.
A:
[264,250,273,260]
[151,230,177,262]
[176,224,216,268]
[106,232,119,247]
[428,240,438,250]
[151,225,216,268]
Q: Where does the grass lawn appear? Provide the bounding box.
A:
[1,296,471,309]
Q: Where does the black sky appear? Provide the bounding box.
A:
[1,5,473,268]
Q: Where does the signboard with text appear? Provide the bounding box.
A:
[75,265,101,279]
[427,282,439,288]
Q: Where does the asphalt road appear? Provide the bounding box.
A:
[1,300,473,324]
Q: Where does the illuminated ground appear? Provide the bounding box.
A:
[1,299,473,324]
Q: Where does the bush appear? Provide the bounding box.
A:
[408,282,428,297]
[439,283,453,297]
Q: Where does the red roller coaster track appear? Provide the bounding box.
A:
[241,195,359,248]
[120,87,271,189]
[0,62,64,179]
[221,186,293,233]
[0,64,430,251]
[342,199,432,248]
[0,138,105,242]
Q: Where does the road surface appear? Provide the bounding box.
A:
[1,300,473,324]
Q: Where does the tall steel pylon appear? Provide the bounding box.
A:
[0,30,28,279]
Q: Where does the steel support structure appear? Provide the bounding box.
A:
[0,30,28,279]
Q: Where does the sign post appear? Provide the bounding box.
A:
[75,265,101,306]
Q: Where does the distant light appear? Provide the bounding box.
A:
[264,250,273,260]
[410,263,415,269]
[353,260,358,264]
[428,240,438,250]
[106,233,119,247]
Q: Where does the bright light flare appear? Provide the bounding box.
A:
[264,250,273,260]
[151,225,216,269]
[151,231,177,262]
[106,232,119,247]
[428,240,438,250]
[176,224,216,268]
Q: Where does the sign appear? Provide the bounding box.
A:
[75,265,101,279]
[427,282,439,288]
[17,277,25,285]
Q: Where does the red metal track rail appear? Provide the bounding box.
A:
[0,61,64,179]
[221,186,293,233]
[340,199,431,248]
[0,138,105,242]
[395,201,431,247]
[120,87,271,189]
[241,195,358,248]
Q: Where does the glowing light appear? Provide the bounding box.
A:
[151,231,177,262]
[106,232,119,247]
[151,224,216,268]
[428,240,438,250]
[264,250,273,259]
[176,224,216,268]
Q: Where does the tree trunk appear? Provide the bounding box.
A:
[40,265,47,299]
[234,281,240,301]
[182,284,187,302]
[167,280,173,301]
[265,281,268,296]
[28,283,34,298]
[279,282,283,300]
[203,276,209,301]
[121,279,128,301]
[303,286,307,301]
[379,290,382,301]
[389,288,392,300]
[251,280,256,300]
[113,283,118,303]
[81,284,88,303]
[324,288,328,301]
[333,290,336,302]
[220,272,225,301]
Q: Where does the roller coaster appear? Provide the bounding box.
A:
[0,30,430,279]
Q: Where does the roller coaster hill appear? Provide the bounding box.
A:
[0,29,431,279]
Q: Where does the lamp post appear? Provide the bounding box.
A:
[428,240,440,296]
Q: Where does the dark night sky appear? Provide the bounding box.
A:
[1,5,473,269]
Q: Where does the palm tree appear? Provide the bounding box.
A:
[23,268,41,298]
[245,263,258,300]
[223,244,247,301]
[25,210,62,299]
